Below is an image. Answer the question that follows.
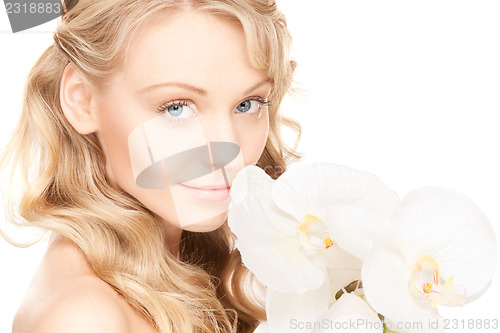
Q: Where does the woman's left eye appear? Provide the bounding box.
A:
[236,99,267,114]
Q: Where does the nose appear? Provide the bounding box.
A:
[207,142,240,172]
[132,109,244,189]
[200,110,238,145]
[156,141,239,187]
[199,111,241,171]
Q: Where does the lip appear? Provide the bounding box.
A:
[180,183,231,190]
[179,183,231,201]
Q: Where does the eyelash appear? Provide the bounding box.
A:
[157,100,189,112]
[249,97,271,109]
[156,97,271,123]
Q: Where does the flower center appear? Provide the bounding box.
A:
[297,214,334,255]
[410,255,465,307]
[324,237,334,249]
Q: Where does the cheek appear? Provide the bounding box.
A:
[96,102,153,192]
[98,118,135,186]
[238,113,270,166]
[98,113,186,228]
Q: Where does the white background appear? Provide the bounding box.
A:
[1,1,499,331]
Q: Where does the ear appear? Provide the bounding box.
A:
[60,63,99,134]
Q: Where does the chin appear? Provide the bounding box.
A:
[181,211,228,232]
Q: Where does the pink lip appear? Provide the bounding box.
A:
[179,183,231,201]
[180,183,231,190]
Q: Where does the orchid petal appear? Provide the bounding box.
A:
[229,165,297,235]
[272,163,399,222]
[325,205,390,261]
[314,293,383,333]
[312,244,362,297]
[228,166,327,293]
[315,241,363,270]
[389,187,498,298]
[327,267,362,302]
[362,240,445,333]
[267,279,330,333]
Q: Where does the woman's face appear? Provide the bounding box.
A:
[93,10,271,233]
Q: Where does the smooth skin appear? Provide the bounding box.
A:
[13,9,271,332]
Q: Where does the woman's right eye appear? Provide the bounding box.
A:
[158,101,197,121]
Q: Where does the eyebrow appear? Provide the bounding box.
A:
[137,82,207,95]
[243,79,272,95]
[137,78,272,96]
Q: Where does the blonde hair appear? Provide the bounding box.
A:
[0,0,302,332]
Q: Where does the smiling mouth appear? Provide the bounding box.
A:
[131,141,240,190]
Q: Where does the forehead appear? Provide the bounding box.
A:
[113,9,268,91]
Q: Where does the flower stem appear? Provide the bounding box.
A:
[383,323,400,333]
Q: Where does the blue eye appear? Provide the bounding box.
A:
[236,99,268,114]
[158,101,196,121]
[167,104,184,117]
[237,100,252,113]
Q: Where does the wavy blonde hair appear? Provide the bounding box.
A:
[0,0,302,332]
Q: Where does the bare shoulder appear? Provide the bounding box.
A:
[12,234,132,333]
[15,279,131,333]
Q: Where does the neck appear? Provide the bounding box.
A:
[161,219,183,258]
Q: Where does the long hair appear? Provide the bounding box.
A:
[0,0,302,332]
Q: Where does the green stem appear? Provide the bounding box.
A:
[383,323,400,333]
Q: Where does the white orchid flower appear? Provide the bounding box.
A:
[313,293,384,333]
[228,163,399,332]
[327,187,498,333]
[266,279,330,333]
